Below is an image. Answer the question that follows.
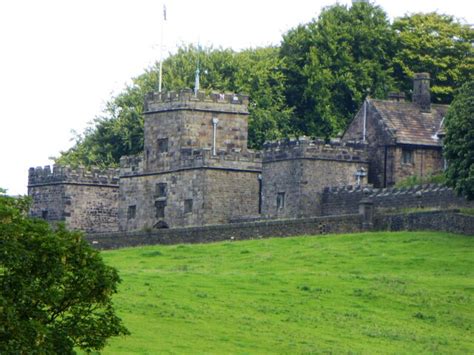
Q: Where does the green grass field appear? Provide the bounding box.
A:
[99,231,474,354]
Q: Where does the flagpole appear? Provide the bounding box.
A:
[158,4,166,93]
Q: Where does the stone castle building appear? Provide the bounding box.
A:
[28,74,448,233]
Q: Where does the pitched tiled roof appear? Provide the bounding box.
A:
[370,99,448,147]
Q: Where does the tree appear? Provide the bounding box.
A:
[392,13,474,104]
[281,2,396,138]
[0,190,129,354]
[57,44,292,166]
[443,81,474,200]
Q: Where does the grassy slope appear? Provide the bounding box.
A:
[101,232,474,354]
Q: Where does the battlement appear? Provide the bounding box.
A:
[119,155,144,175]
[28,165,120,186]
[323,183,452,196]
[179,147,262,168]
[120,148,262,176]
[144,89,249,114]
[320,183,471,216]
[263,137,368,163]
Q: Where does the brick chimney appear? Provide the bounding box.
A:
[413,73,431,112]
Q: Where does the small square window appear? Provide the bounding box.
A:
[41,210,48,219]
[155,200,166,218]
[402,149,413,164]
[155,183,167,197]
[277,192,285,210]
[127,205,136,219]
[184,199,193,214]
[157,138,169,153]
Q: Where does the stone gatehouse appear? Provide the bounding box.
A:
[28,74,453,233]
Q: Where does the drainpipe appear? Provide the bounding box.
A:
[362,99,367,142]
[212,117,219,156]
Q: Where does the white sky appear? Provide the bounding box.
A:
[1,0,472,195]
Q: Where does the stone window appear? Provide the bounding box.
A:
[155,183,167,197]
[277,192,285,210]
[41,210,48,219]
[157,138,169,153]
[402,149,414,164]
[184,199,193,214]
[155,200,166,218]
[127,205,136,219]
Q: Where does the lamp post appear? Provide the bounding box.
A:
[355,167,367,186]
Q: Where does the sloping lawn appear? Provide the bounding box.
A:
[100,231,474,353]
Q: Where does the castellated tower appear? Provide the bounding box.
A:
[261,137,369,219]
[119,90,262,231]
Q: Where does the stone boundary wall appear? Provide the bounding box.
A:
[120,148,262,176]
[321,184,473,216]
[85,214,362,250]
[145,89,249,113]
[84,210,473,250]
[28,165,119,187]
[374,210,474,235]
[263,137,368,163]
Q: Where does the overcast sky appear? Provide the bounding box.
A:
[1,0,472,195]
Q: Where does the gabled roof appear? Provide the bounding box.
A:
[370,99,448,147]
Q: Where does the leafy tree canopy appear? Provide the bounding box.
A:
[281,1,396,138]
[56,4,472,168]
[0,191,129,353]
[443,81,474,200]
[392,13,474,104]
[57,45,291,167]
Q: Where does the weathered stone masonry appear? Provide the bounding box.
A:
[321,183,474,216]
[28,165,119,233]
[118,90,262,231]
[261,137,369,219]
[27,74,464,236]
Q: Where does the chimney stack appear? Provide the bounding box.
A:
[413,73,431,112]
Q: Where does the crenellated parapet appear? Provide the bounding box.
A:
[144,89,249,114]
[120,148,262,177]
[323,183,453,196]
[28,165,120,187]
[320,183,472,216]
[120,155,144,175]
[263,137,368,163]
[178,147,262,171]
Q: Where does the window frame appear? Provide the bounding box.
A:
[276,192,285,210]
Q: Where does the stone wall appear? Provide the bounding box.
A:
[374,210,474,235]
[262,138,369,218]
[342,100,395,187]
[28,165,119,233]
[120,148,262,177]
[119,168,260,231]
[143,90,250,173]
[392,146,443,182]
[86,214,363,250]
[321,184,473,216]
[84,210,473,250]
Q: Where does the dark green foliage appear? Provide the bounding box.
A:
[0,191,129,354]
[56,5,472,167]
[392,13,474,104]
[281,2,396,138]
[444,81,474,199]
